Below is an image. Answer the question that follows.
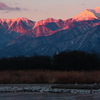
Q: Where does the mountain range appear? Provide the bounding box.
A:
[0,7,100,57]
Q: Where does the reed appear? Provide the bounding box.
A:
[0,70,100,84]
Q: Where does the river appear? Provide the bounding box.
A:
[0,92,100,100]
[0,84,100,100]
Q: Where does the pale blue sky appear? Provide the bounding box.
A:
[0,0,100,21]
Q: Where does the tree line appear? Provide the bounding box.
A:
[0,50,100,71]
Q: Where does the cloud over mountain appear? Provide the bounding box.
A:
[0,2,26,11]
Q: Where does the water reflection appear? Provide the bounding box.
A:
[0,93,100,100]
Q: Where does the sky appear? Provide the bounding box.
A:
[0,0,100,21]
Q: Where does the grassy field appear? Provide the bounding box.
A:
[0,70,100,84]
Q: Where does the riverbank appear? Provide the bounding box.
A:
[0,70,100,84]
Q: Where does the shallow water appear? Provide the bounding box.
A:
[0,92,100,100]
[0,84,100,100]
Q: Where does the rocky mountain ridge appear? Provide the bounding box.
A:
[0,7,100,57]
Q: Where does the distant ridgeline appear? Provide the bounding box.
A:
[1,7,100,57]
[0,50,100,71]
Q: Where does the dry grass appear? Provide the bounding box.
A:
[0,70,100,84]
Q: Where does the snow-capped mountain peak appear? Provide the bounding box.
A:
[73,9,98,21]
[95,7,100,13]
[73,7,100,21]
[0,18,5,23]
[33,18,56,28]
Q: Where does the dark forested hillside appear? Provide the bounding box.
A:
[0,50,100,71]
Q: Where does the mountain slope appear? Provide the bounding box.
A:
[1,24,100,57]
[0,7,100,57]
